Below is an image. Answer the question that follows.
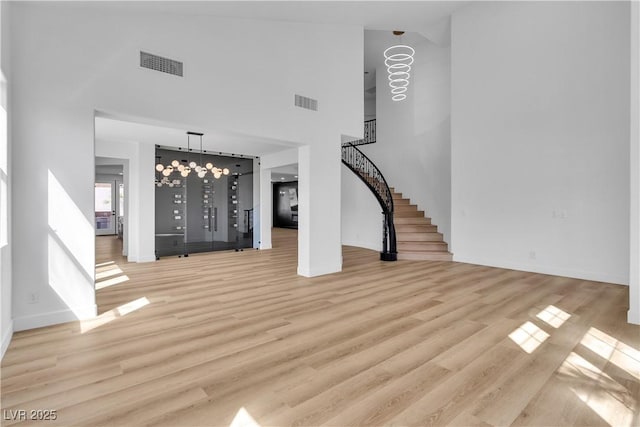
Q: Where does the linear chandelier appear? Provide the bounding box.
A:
[155,132,229,187]
[384,30,414,102]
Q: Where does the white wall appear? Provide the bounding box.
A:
[347,37,451,249]
[451,1,630,285]
[629,1,639,324]
[11,3,361,329]
[341,165,382,251]
[0,0,12,357]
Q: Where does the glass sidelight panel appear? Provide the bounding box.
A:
[185,172,215,254]
[155,148,253,258]
[154,151,187,257]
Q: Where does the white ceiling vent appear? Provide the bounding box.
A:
[140,51,183,77]
[295,94,318,111]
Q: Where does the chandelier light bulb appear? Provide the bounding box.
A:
[156,131,218,185]
[222,168,230,175]
[384,44,414,101]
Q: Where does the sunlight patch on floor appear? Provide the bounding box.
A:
[96,266,124,280]
[559,351,636,427]
[95,274,129,290]
[580,327,640,380]
[509,321,550,354]
[95,260,115,267]
[81,297,150,333]
[536,304,571,328]
[229,407,261,427]
[116,297,150,316]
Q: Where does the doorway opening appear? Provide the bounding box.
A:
[95,160,124,238]
[270,163,298,250]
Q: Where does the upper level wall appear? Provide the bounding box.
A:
[451,1,630,284]
[10,2,363,329]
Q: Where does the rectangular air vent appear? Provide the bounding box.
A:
[295,94,318,111]
[140,51,183,77]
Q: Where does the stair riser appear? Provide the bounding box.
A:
[395,225,437,233]
[395,205,418,211]
[394,211,425,218]
[398,252,453,261]
[398,242,448,251]
[394,217,432,225]
[397,232,443,242]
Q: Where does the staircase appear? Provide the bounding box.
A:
[391,189,452,261]
[342,119,452,262]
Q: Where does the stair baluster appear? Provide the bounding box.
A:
[341,142,397,261]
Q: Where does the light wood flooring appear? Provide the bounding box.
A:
[1,229,639,426]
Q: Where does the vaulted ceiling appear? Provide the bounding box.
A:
[94,1,468,156]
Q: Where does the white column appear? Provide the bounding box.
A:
[124,144,140,262]
[259,167,272,250]
[252,158,260,249]
[297,142,342,277]
[137,143,156,262]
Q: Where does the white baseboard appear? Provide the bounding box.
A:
[1,320,13,360]
[13,304,97,332]
[452,254,628,286]
[297,262,342,278]
[341,238,380,252]
[628,309,640,325]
